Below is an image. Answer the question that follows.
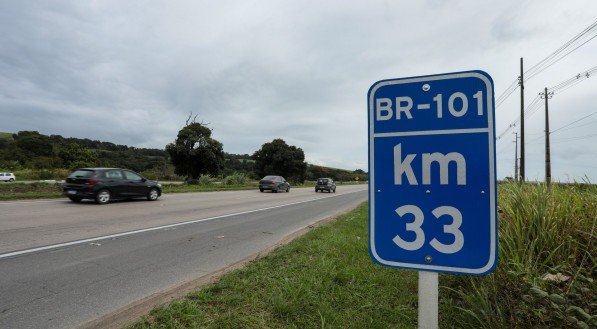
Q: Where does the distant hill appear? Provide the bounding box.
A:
[0,131,169,173]
[0,132,13,141]
[0,131,367,181]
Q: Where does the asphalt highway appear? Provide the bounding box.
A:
[0,185,367,328]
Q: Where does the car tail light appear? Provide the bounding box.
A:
[85,179,99,185]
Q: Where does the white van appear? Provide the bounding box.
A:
[0,173,16,182]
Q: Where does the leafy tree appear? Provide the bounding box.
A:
[14,131,53,157]
[166,122,225,179]
[58,143,98,169]
[253,139,307,183]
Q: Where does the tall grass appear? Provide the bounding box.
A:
[442,182,596,328]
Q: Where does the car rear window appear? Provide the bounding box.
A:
[68,170,95,178]
[318,179,329,184]
[263,176,278,180]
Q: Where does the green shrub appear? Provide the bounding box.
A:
[186,179,200,185]
[222,172,247,185]
[38,169,54,180]
[198,174,214,186]
[441,182,597,328]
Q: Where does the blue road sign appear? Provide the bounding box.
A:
[368,71,497,275]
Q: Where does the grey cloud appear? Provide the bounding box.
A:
[0,0,595,178]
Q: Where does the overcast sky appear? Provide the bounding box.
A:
[0,1,595,181]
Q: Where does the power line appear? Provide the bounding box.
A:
[550,119,597,133]
[494,20,597,147]
[526,34,597,81]
[496,95,541,141]
[551,112,597,134]
[548,65,597,94]
[524,20,597,80]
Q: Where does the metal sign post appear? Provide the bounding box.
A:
[367,71,498,328]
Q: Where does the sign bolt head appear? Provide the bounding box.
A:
[422,84,430,92]
[425,255,432,263]
[426,190,430,194]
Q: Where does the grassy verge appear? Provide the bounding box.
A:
[0,183,263,201]
[441,182,596,328]
[0,181,366,201]
[126,183,596,328]
[0,182,64,200]
[127,203,418,328]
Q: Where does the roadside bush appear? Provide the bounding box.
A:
[441,182,596,328]
[38,169,54,180]
[222,172,247,185]
[198,174,214,186]
[186,179,200,185]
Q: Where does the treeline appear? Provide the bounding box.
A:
[306,165,368,182]
[0,131,368,182]
[0,131,168,173]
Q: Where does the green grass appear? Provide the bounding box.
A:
[0,182,63,200]
[162,184,259,193]
[0,181,366,201]
[126,182,596,329]
[0,183,261,201]
[127,203,419,329]
[441,182,596,328]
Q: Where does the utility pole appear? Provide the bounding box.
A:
[540,88,553,186]
[519,57,525,182]
[513,132,518,182]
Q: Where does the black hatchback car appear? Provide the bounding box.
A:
[315,178,336,193]
[259,175,290,193]
[63,168,162,204]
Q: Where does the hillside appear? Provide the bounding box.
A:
[0,132,13,141]
[0,131,367,181]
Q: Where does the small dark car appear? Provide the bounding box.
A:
[259,175,290,193]
[315,178,336,193]
[63,168,162,204]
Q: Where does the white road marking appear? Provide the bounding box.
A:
[0,190,365,260]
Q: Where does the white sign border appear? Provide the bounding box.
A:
[368,71,497,275]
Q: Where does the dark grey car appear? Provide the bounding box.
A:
[315,178,336,193]
[63,168,162,204]
[259,175,290,193]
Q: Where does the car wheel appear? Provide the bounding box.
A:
[333,188,336,193]
[273,188,278,193]
[95,189,111,205]
[9,178,14,182]
[315,189,318,193]
[68,197,82,203]
[147,188,159,201]
[260,188,264,192]
[286,186,290,192]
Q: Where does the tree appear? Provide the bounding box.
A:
[14,131,53,157]
[253,139,307,183]
[166,121,225,179]
[58,143,97,169]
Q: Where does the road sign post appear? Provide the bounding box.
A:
[368,71,498,328]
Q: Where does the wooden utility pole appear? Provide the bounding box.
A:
[541,88,553,186]
[519,58,525,182]
[513,132,518,182]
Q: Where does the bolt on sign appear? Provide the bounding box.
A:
[368,71,498,275]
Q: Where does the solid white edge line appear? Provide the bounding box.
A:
[0,189,366,260]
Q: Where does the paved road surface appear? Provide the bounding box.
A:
[0,185,367,328]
